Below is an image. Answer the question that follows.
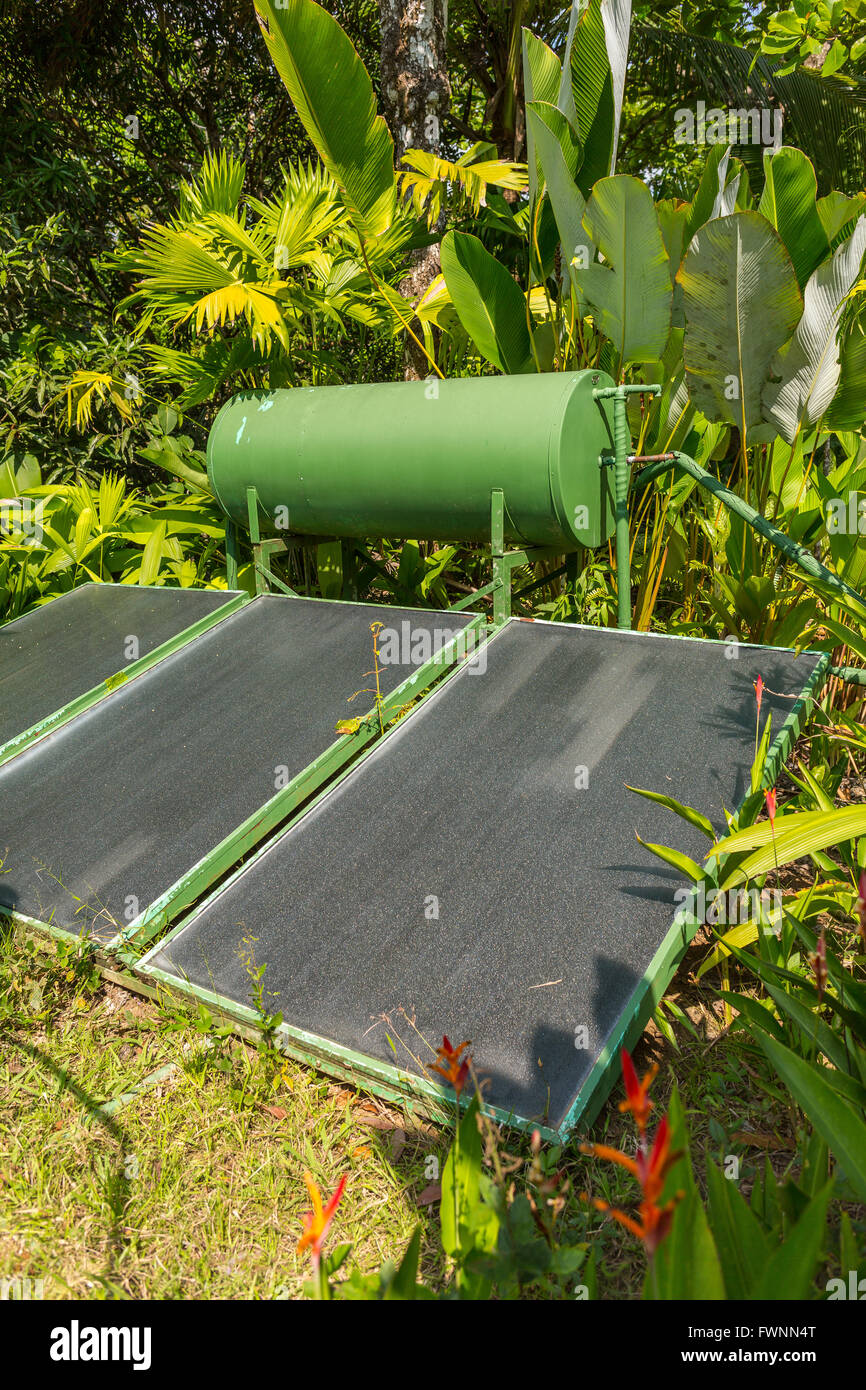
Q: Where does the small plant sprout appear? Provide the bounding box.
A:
[344,621,387,736]
[369,622,385,736]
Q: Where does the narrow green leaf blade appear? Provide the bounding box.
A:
[440,230,533,374]
[254,0,396,239]
[753,1034,866,1204]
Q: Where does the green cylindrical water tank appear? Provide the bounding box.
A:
[207,370,616,549]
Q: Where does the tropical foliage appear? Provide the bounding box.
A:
[2,0,865,1304]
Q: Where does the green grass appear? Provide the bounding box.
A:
[0,927,445,1298]
[2,917,859,1300]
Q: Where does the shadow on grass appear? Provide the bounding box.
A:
[4,956,136,1297]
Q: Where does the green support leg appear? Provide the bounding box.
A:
[592,384,662,632]
[612,397,632,630]
[246,485,268,596]
[225,520,239,590]
[491,489,508,627]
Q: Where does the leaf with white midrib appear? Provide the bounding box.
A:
[575,174,671,367]
[678,211,802,432]
[762,216,866,443]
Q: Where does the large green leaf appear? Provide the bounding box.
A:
[753,1034,866,1205]
[576,175,671,366]
[526,104,586,304]
[705,1159,769,1299]
[709,804,866,883]
[627,783,715,839]
[440,231,533,374]
[599,0,632,171]
[527,101,582,182]
[826,330,866,430]
[709,147,746,221]
[138,520,167,587]
[751,1181,833,1300]
[762,217,866,442]
[568,0,615,196]
[758,147,830,290]
[679,212,803,432]
[522,30,563,205]
[816,190,866,245]
[657,198,687,284]
[254,0,396,239]
[0,454,41,496]
[684,144,734,247]
[635,834,706,884]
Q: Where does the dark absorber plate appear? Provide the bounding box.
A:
[148,620,822,1134]
[0,596,471,939]
[0,583,239,750]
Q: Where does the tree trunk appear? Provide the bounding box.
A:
[378,0,450,378]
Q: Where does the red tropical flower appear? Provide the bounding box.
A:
[765,786,777,828]
[754,675,764,715]
[586,1189,680,1257]
[581,1052,683,1259]
[618,1048,657,1134]
[431,1035,471,1097]
[582,1116,684,1257]
[297,1171,347,1264]
[856,870,866,948]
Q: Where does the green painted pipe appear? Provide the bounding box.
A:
[829,665,866,687]
[207,371,617,550]
[593,385,661,630]
[634,450,866,612]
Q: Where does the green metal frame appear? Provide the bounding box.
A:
[240,485,361,601]
[233,484,565,627]
[556,633,830,1137]
[3,590,485,955]
[130,617,827,1141]
[99,611,486,960]
[486,489,562,626]
[0,584,248,769]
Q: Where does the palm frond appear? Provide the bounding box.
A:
[142,340,274,409]
[399,144,529,220]
[55,370,137,431]
[177,150,247,220]
[630,23,866,195]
